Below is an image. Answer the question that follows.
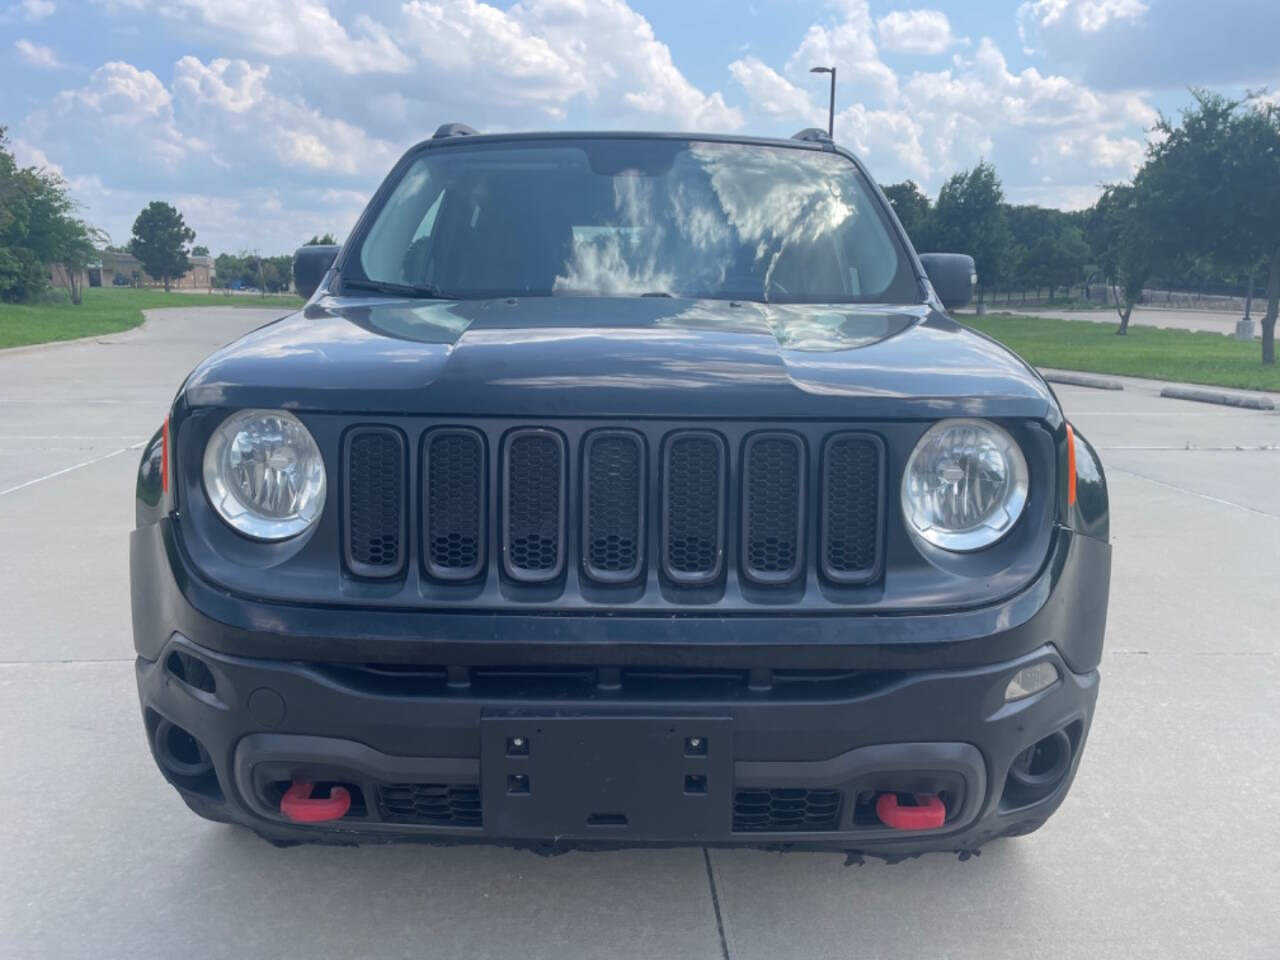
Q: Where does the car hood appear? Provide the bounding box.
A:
[180,295,1057,420]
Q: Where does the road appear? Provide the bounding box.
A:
[978,304,1260,338]
[2,309,1278,959]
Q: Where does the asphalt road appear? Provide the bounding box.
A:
[981,304,1260,338]
[2,309,1278,959]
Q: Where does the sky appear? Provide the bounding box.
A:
[3,0,1277,255]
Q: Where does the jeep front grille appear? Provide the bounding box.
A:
[340,421,885,600]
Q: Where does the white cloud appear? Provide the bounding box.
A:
[785,0,899,103]
[516,0,742,130]
[14,38,66,68]
[1018,0,1148,40]
[170,56,399,175]
[876,9,955,55]
[99,0,413,75]
[9,137,62,174]
[15,0,1216,251]
[35,61,200,170]
[733,3,1161,205]
[727,56,819,124]
[2,0,55,22]
[1010,0,1277,92]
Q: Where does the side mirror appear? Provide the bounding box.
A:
[293,244,340,300]
[919,253,976,310]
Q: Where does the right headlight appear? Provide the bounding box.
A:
[901,418,1028,552]
[202,408,327,541]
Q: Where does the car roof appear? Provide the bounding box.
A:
[412,128,834,156]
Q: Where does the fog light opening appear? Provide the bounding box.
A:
[1004,662,1060,702]
[1008,729,1072,789]
[152,718,214,779]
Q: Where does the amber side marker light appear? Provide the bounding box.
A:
[1064,422,1075,506]
[161,417,170,495]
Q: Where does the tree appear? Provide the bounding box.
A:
[1,126,109,304]
[879,182,931,247]
[1086,184,1153,334]
[306,233,337,246]
[128,201,195,292]
[0,129,45,301]
[1021,224,1090,301]
[929,161,1012,308]
[1136,91,1280,363]
[54,219,107,305]
[191,245,210,257]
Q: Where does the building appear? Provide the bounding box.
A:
[90,251,215,289]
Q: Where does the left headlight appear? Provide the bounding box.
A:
[901,418,1028,552]
[202,409,326,541]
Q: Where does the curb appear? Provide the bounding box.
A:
[1160,385,1275,410]
[1039,370,1124,391]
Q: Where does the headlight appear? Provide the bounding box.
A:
[202,409,326,541]
[901,418,1028,552]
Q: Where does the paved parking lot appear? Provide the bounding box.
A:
[983,304,1259,338]
[2,309,1278,959]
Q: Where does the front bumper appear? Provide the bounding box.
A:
[138,633,1098,852]
[132,514,1108,851]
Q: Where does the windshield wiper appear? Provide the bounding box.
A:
[340,277,450,300]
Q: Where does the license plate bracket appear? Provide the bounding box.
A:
[481,715,732,840]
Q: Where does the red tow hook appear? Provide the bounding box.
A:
[876,793,946,831]
[280,778,351,823]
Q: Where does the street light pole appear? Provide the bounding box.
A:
[809,66,836,137]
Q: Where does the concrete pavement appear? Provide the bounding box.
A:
[980,305,1262,338]
[1,308,1277,959]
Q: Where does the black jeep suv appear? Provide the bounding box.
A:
[131,127,1110,854]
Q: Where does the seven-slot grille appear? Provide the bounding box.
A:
[342,425,883,589]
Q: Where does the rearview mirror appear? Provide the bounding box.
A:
[919,253,976,310]
[293,244,340,300]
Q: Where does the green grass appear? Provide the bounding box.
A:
[966,312,1280,392]
[0,287,304,349]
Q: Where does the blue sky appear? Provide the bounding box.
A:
[4,0,1276,254]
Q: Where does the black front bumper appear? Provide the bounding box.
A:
[132,520,1107,852]
[138,634,1098,852]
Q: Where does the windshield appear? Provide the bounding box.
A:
[350,138,919,303]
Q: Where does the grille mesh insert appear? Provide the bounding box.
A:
[664,434,723,581]
[346,430,404,576]
[743,435,803,581]
[425,430,484,579]
[822,435,881,580]
[377,783,482,827]
[584,433,643,581]
[733,788,842,832]
[505,432,564,579]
